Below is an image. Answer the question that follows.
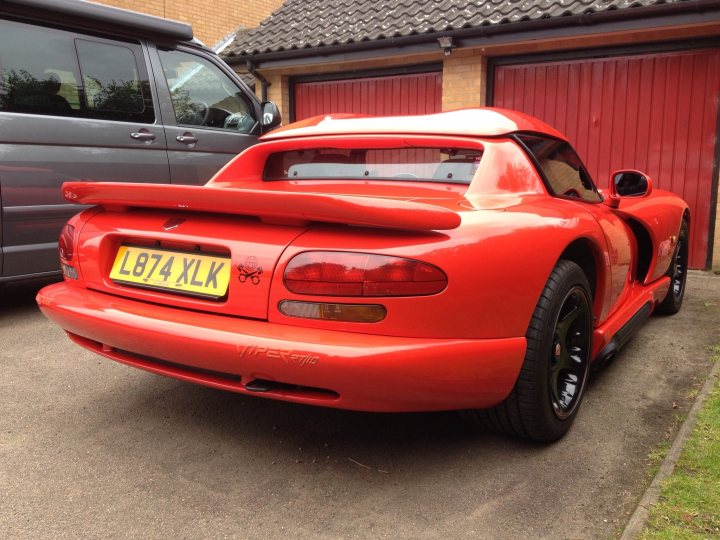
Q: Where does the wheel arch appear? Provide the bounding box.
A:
[627,206,690,283]
[559,237,605,319]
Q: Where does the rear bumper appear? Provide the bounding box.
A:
[37,282,526,412]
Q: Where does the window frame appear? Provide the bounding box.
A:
[156,46,257,133]
[74,37,155,124]
[513,133,604,204]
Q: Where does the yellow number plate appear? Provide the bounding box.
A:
[110,245,231,299]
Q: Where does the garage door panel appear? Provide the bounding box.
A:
[610,59,629,174]
[294,71,442,121]
[494,48,720,268]
[596,61,617,176]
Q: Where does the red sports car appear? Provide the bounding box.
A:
[37,108,689,442]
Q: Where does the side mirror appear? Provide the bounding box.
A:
[260,101,281,130]
[606,169,652,208]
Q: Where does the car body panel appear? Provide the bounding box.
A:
[75,208,307,320]
[609,191,688,283]
[37,282,527,412]
[61,182,463,231]
[37,109,689,412]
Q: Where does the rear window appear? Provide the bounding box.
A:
[263,148,483,183]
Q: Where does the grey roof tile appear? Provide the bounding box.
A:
[224,0,690,58]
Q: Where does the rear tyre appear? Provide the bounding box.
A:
[464,260,593,442]
[655,219,688,315]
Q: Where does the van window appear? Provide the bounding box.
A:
[0,19,154,123]
[0,19,81,116]
[76,39,153,123]
[158,49,255,132]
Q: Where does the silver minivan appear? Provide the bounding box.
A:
[0,0,279,282]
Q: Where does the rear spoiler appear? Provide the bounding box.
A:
[62,182,461,231]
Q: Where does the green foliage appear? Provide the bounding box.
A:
[0,69,43,108]
[84,76,143,113]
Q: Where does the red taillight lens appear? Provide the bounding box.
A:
[284,251,447,297]
[58,224,75,261]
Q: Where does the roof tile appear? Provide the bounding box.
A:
[225,0,690,57]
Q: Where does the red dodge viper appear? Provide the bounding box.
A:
[37,108,689,442]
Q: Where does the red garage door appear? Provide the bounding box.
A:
[294,70,442,121]
[493,49,720,268]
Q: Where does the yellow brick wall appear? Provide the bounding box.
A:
[441,50,486,111]
[264,72,290,121]
[89,0,283,47]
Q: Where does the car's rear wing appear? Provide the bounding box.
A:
[61,182,461,231]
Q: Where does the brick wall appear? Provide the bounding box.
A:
[264,72,290,121]
[441,50,486,111]
[90,0,283,47]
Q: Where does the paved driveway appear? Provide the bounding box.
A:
[2,272,719,539]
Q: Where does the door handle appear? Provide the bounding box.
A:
[130,132,156,141]
[176,134,198,144]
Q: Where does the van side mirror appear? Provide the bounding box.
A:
[606,169,652,208]
[261,101,281,130]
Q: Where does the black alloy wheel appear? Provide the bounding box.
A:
[549,287,591,420]
[464,259,593,442]
[656,219,689,315]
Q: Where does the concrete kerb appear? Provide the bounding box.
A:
[620,312,720,539]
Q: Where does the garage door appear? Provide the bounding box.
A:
[293,70,442,121]
[492,48,720,268]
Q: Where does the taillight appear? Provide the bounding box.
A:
[58,224,75,261]
[278,301,387,323]
[58,223,79,279]
[284,251,447,296]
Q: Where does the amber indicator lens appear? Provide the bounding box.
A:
[279,300,387,322]
[284,251,447,296]
[58,224,75,261]
[62,263,78,280]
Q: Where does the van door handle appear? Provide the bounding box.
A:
[176,134,198,144]
[130,132,156,141]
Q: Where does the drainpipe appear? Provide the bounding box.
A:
[246,60,268,102]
